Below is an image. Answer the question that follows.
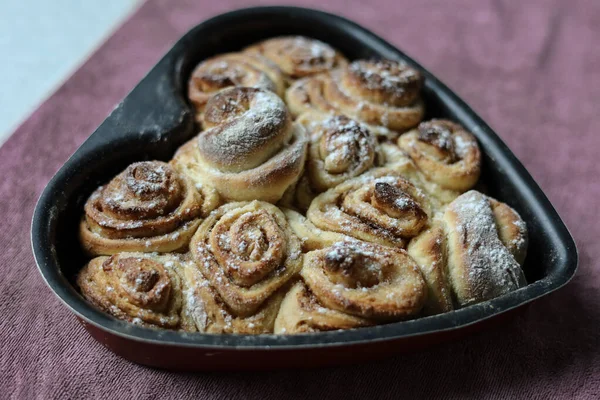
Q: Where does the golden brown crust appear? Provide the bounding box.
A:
[398,119,481,192]
[172,88,308,203]
[380,143,462,215]
[323,61,425,135]
[285,75,337,117]
[301,240,427,320]
[299,112,382,192]
[274,281,372,334]
[244,36,348,82]
[307,168,431,247]
[80,161,219,256]
[282,112,384,211]
[406,226,454,315]
[282,208,348,252]
[188,52,285,123]
[179,260,285,334]
[490,199,528,265]
[77,253,184,329]
[189,201,303,317]
[443,191,527,306]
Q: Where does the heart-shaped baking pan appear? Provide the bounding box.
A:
[31,6,578,371]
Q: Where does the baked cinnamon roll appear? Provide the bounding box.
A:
[398,119,481,192]
[245,36,347,82]
[301,240,427,320]
[285,60,425,138]
[172,87,308,203]
[443,191,527,306]
[189,201,303,317]
[324,60,424,135]
[80,161,219,256]
[180,260,285,334]
[285,75,336,117]
[274,280,372,334]
[77,253,184,329]
[307,168,431,248]
[286,112,383,210]
[188,52,285,123]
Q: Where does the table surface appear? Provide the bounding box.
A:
[1,0,598,399]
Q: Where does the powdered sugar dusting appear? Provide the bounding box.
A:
[199,88,291,170]
[449,191,526,301]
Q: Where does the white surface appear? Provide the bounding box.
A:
[0,0,141,145]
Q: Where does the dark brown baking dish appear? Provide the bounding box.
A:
[31,6,578,371]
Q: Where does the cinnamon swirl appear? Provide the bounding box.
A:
[398,119,481,192]
[301,240,427,320]
[189,201,302,316]
[77,252,184,329]
[172,87,308,203]
[244,36,347,82]
[274,281,372,334]
[323,60,424,134]
[307,168,431,247]
[188,52,285,123]
[180,260,285,334]
[80,161,219,256]
[286,112,383,210]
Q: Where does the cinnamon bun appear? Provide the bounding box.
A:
[188,52,285,123]
[301,240,427,320]
[274,281,372,334]
[245,36,347,82]
[398,119,481,192]
[77,252,184,329]
[180,260,285,334]
[286,112,383,210]
[285,60,425,139]
[307,168,431,247]
[189,201,302,316]
[172,87,308,203]
[443,191,527,306]
[80,161,219,256]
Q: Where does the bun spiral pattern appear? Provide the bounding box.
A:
[180,260,285,334]
[80,161,219,256]
[274,280,372,334]
[286,60,425,138]
[245,36,347,82]
[173,87,308,202]
[287,112,383,210]
[300,240,427,321]
[190,201,302,316]
[77,253,184,328]
[398,119,481,191]
[188,53,285,123]
[307,168,431,248]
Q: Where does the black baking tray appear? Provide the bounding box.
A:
[31,6,577,371]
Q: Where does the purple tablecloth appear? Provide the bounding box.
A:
[1,0,598,398]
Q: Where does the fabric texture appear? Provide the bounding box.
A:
[1,0,598,398]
